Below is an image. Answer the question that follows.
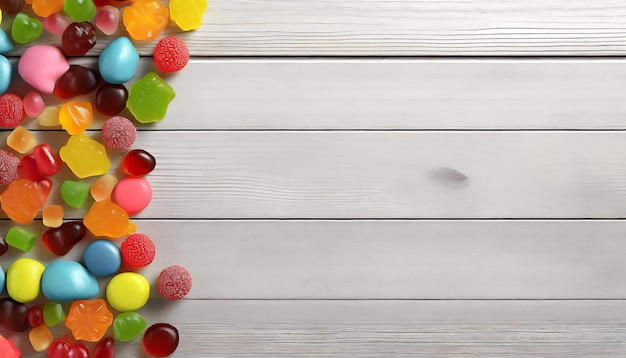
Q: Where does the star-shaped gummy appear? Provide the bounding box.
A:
[65,299,113,342]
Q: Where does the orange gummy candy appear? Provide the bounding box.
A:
[90,173,118,202]
[29,325,53,352]
[42,204,64,228]
[59,101,93,135]
[32,0,64,17]
[7,126,37,154]
[83,199,136,238]
[0,179,52,224]
[65,299,113,342]
[123,0,169,41]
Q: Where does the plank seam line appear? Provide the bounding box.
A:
[4,218,626,222]
[6,129,626,133]
[175,298,626,302]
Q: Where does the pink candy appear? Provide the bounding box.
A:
[158,265,192,300]
[0,150,20,185]
[96,6,120,36]
[43,13,71,36]
[112,177,152,214]
[101,116,136,150]
[18,46,70,94]
[23,92,45,118]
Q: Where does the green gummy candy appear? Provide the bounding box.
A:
[127,72,175,123]
[6,226,37,252]
[11,13,43,44]
[43,301,65,326]
[60,180,89,208]
[113,311,147,342]
[63,0,97,22]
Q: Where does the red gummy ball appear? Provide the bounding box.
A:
[157,265,192,300]
[102,116,137,150]
[153,35,189,73]
[0,150,20,185]
[120,233,156,268]
[0,93,26,128]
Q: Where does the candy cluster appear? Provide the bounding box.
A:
[0,0,204,356]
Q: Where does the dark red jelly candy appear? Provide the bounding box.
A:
[123,149,156,176]
[93,337,115,358]
[33,143,62,177]
[153,35,190,73]
[55,65,99,99]
[19,154,44,181]
[143,323,179,357]
[0,93,25,128]
[27,305,44,327]
[0,298,29,332]
[48,338,89,358]
[0,236,8,256]
[62,22,97,56]
[95,83,128,115]
[0,0,24,14]
[43,221,87,256]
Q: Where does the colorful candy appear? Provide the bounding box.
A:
[169,0,207,31]
[42,204,64,228]
[18,45,69,93]
[106,272,150,312]
[113,311,147,342]
[63,0,96,22]
[122,0,169,41]
[60,180,90,208]
[32,0,63,17]
[83,240,121,277]
[90,173,118,201]
[0,0,25,14]
[102,115,136,149]
[143,323,179,357]
[41,260,99,301]
[62,21,97,56]
[6,258,45,302]
[43,301,65,326]
[158,264,193,300]
[55,65,99,99]
[42,221,87,255]
[29,324,53,352]
[0,335,20,358]
[0,55,11,94]
[98,36,139,84]
[121,233,156,268]
[65,299,113,342]
[84,199,136,238]
[0,298,29,332]
[60,134,111,178]
[34,143,62,176]
[127,72,175,123]
[112,176,152,214]
[6,126,36,154]
[5,226,37,252]
[0,238,8,256]
[93,337,115,358]
[11,12,43,44]
[95,6,120,36]
[47,337,89,358]
[59,101,94,134]
[95,83,128,115]
[0,93,26,128]
[0,178,51,223]
[18,154,43,181]
[23,92,45,117]
[0,149,20,184]
[154,35,190,73]
[27,305,44,327]
[37,106,60,126]
[43,12,71,36]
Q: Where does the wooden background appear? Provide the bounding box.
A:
[2,0,626,356]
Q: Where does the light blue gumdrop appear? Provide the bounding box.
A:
[0,30,13,54]
[0,265,5,295]
[0,55,11,95]
[84,240,121,277]
[41,260,99,301]
[98,36,139,84]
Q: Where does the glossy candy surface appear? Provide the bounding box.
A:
[106,272,150,311]
[0,178,51,223]
[169,0,206,31]
[102,115,136,149]
[98,36,139,84]
[6,226,37,252]
[93,337,115,358]
[143,323,179,357]
[96,83,128,115]
[0,0,25,13]
[62,22,97,56]
[60,134,111,178]
[37,106,60,126]
[113,311,147,342]
[7,126,36,154]
[42,204,64,228]
[23,92,44,117]
[0,238,8,256]
[43,221,87,255]
[60,180,90,208]
[84,199,136,238]
[27,305,44,327]
[34,143,62,176]
[18,154,42,181]
[44,12,71,36]
[84,240,121,277]
[123,149,156,175]
[123,0,169,40]
[43,301,65,326]
[55,65,99,99]
[59,101,94,134]
[18,45,69,93]
[48,337,89,358]
[95,5,119,35]
[32,0,63,17]
[0,297,29,332]
[154,35,189,72]
[6,258,44,301]
[65,299,113,342]
[0,149,20,184]
[0,55,11,94]
[158,264,192,300]
[12,12,42,44]
[113,176,152,214]
[29,324,53,352]
[121,234,156,268]
[127,72,175,123]
[0,93,26,128]
[63,0,96,22]
[41,260,99,301]
[0,335,20,358]
[90,173,118,201]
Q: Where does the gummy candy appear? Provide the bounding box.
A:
[62,22,97,56]
[122,149,156,175]
[112,176,152,214]
[65,299,113,342]
[83,240,121,277]
[0,0,24,14]
[43,301,65,326]
[34,143,62,176]
[90,173,118,201]
[154,35,189,73]
[6,126,36,154]
[18,154,42,181]
[0,93,26,128]
[11,13,43,44]
[106,272,150,312]
[32,0,63,17]
[113,311,147,342]
[60,134,111,178]
[63,0,96,22]
[123,0,169,41]
[27,305,44,327]
[0,178,51,223]
[43,12,71,36]
[37,106,60,126]
[6,257,44,302]
[93,337,115,358]
[0,238,8,256]
[84,199,136,238]
[121,233,156,268]
[0,297,29,332]
[59,101,94,134]
[47,337,89,358]
[95,5,119,36]
[0,334,20,358]
[94,0,132,5]
[55,65,99,99]
[96,84,128,116]
[43,221,87,255]
[60,179,90,208]
[143,323,179,357]
[5,226,37,252]
[169,0,207,31]
[42,204,64,228]
[127,72,175,123]
[102,115,136,149]
[23,92,45,117]
[29,324,53,352]
[158,264,192,300]
[0,149,20,184]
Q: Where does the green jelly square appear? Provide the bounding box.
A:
[44,301,65,326]
[6,226,37,252]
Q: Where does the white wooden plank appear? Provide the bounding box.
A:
[3,220,626,299]
[14,300,626,357]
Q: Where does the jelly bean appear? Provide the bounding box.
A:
[113,311,146,342]
[29,324,53,352]
[37,106,60,126]
[0,30,14,54]
[44,12,71,36]
[127,72,175,123]
[112,176,152,214]
[60,134,111,178]
[65,299,113,342]
[0,55,11,94]
[84,199,136,238]
[102,115,136,149]
[6,126,36,154]
[0,149,20,184]
[7,258,44,302]
[43,301,65,326]
[64,0,96,22]
[5,226,37,252]
[143,323,179,357]
[98,36,139,84]
[84,240,121,277]
[0,237,7,256]
[106,272,150,312]
[61,180,90,208]
[27,305,44,327]
[18,45,69,94]
[43,221,87,255]
[0,335,20,358]
[121,233,155,268]
[158,265,192,300]
[0,93,26,128]
[42,204,64,228]
[93,337,115,358]
[55,65,99,99]
[62,22,97,56]
[0,297,29,332]
[11,13,42,44]
[154,35,189,73]
[59,101,94,134]
[0,0,24,14]
[96,5,119,36]
[123,0,169,41]
[23,92,45,117]
[32,0,63,17]
[18,154,43,181]
[91,173,118,201]
[96,84,128,116]
[169,0,207,31]
[122,149,156,175]
[34,143,62,176]
[41,260,99,301]
[0,178,51,223]
[48,338,89,358]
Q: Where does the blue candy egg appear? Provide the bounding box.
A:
[98,36,139,84]
[84,240,121,277]
[0,55,11,95]
[41,260,99,301]
[0,30,13,54]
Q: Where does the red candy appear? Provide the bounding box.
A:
[55,65,100,99]
[0,150,20,185]
[33,143,62,177]
[62,22,98,56]
[93,337,115,358]
[42,221,87,256]
[19,154,44,181]
[143,323,179,357]
[102,115,137,150]
[121,233,156,268]
[95,83,128,115]
[153,35,189,73]
[0,237,8,256]
[0,93,26,128]
[123,149,156,176]
[157,264,192,300]
[0,298,29,332]
[48,338,89,358]
[27,306,44,327]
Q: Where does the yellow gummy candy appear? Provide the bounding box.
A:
[84,199,136,238]
[169,0,206,31]
[59,134,111,178]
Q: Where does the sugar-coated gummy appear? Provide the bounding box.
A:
[102,115,136,149]
[153,35,189,73]
[0,93,25,128]
[0,149,20,184]
[121,233,156,268]
[157,264,192,300]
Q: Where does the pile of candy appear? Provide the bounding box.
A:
[0,0,205,356]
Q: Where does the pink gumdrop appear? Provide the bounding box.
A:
[158,265,192,300]
[0,335,21,358]
[18,46,70,94]
[23,92,45,118]
[101,116,136,150]
[43,13,71,36]
[0,150,20,185]
[96,6,120,36]
[112,177,152,214]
